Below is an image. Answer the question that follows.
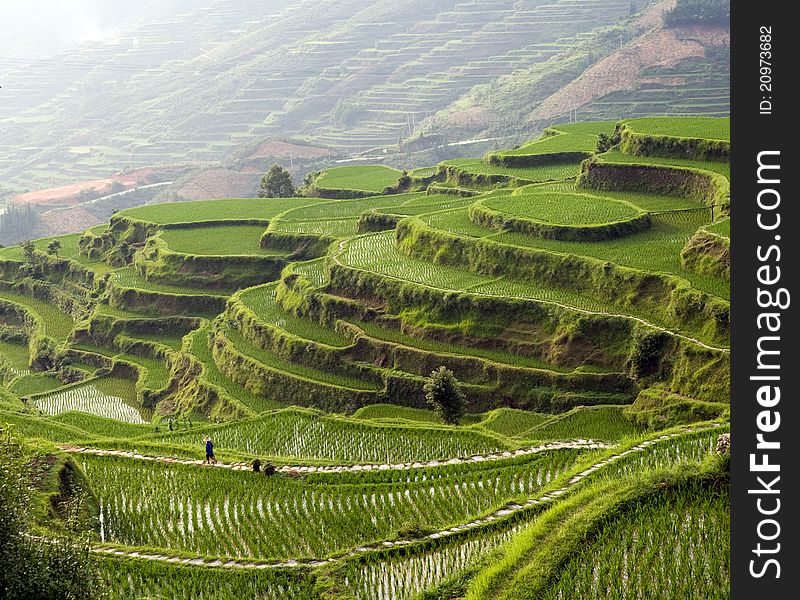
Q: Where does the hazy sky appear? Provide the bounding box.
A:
[0,0,179,56]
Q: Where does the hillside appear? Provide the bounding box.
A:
[0,0,728,198]
[418,0,729,145]
[1,115,729,598]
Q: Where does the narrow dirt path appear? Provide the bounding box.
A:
[59,439,612,475]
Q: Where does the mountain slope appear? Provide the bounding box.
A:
[2,0,663,194]
[417,0,729,146]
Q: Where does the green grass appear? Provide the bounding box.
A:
[268,217,360,238]
[341,232,613,315]
[410,166,439,177]
[372,195,475,216]
[118,197,307,225]
[93,303,156,320]
[112,267,236,296]
[0,339,30,374]
[517,406,642,442]
[239,284,352,347]
[0,408,96,443]
[0,233,114,274]
[344,522,523,600]
[442,159,581,183]
[266,194,425,239]
[417,183,727,301]
[483,191,641,225]
[70,343,171,392]
[343,229,728,341]
[400,193,472,208]
[540,483,729,599]
[122,354,172,391]
[623,116,730,141]
[705,218,730,238]
[11,373,62,396]
[548,121,617,136]
[351,403,482,425]
[477,408,551,438]
[496,132,598,157]
[292,259,328,288]
[223,324,380,391]
[81,448,579,561]
[424,208,506,238]
[533,181,702,212]
[352,403,442,423]
[599,148,730,178]
[488,209,728,301]
[186,325,285,414]
[98,556,314,600]
[148,408,509,464]
[125,330,188,352]
[159,226,282,256]
[315,165,401,193]
[0,289,75,340]
[465,462,727,600]
[51,411,156,438]
[278,193,422,221]
[354,320,570,373]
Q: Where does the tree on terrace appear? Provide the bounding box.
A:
[258,164,295,198]
[424,366,466,425]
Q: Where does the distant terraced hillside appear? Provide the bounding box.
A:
[419,0,729,146]
[0,0,726,198]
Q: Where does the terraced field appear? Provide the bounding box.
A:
[81,448,580,560]
[599,148,731,178]
[440,158,582,184]
[482,191,642,225]
[312,165,402,194]
[239,285,353,347]
[34,377,146,424]
[539,483,729,599]
[0,233,115,274]
[113,267,239,297]
[186,325,286,415]
[352,320,570,373]
[0,339,30,377]
[159,226,281,256]
[0,288,75,340]
[492,132,598,157]
[624,116,731,140]
[117,197,305,225]
[1,116,730,599]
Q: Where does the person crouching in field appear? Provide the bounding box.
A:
[204,436,217,464]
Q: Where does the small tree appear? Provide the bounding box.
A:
[18,240,46,279]
[20,239,36,261]
[258,164,295,198]
[424,366,466,425]
[596,130,622,153]
[47,240,61,257]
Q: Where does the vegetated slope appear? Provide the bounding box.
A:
[0,0,718,197]
[0,115,729,599]
[419,0,729,146]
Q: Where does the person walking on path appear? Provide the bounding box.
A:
[204,436,217,464]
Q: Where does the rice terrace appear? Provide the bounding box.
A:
[1,116,730,598]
